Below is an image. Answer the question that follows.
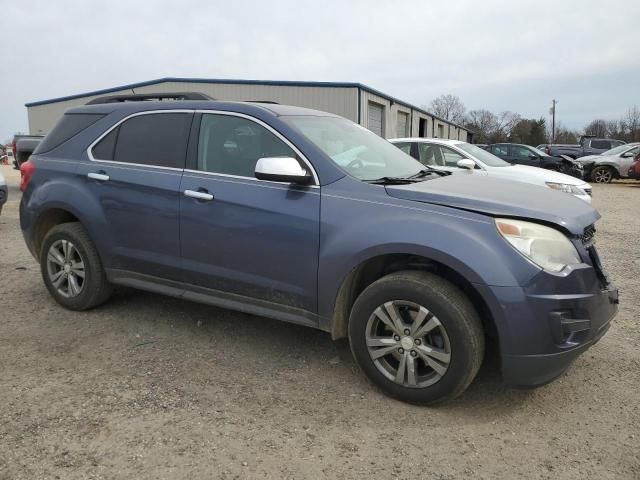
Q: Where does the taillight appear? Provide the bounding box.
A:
[19,158,35,192]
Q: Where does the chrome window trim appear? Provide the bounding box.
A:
[86,109,194,171]
[86,109,320,185]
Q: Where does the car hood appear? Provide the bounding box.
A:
[385,175,599,234]
[576,154,601,164]
[488,164,589,188]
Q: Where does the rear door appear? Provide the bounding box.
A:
[78,111,193,281]
[179,112,320,313]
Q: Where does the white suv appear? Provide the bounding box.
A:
[390,138,592,203]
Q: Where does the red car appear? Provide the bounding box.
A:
[628,151,640,180]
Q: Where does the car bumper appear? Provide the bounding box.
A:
[500,285,617,387]
[475,259,618,388]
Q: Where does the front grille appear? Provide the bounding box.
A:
[581,224,596,246]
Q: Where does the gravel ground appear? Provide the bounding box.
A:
[1,164,638,479]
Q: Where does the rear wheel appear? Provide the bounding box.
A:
[40,222,112,310]
[348,271,484,405]
[591,166,614,184]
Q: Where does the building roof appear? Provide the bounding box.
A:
[25,77,470,131]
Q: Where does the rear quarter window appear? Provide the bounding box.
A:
[35,113,105,154]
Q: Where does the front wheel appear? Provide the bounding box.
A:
[348,271,484,405]
[591,166,614,184]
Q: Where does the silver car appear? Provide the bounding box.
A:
[578,143,640,183]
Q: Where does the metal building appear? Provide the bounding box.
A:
[25,77,472,142]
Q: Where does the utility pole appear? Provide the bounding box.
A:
[549,99,557,143]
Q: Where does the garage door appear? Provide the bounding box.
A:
[397,111,408,137]
[368,102,384,137]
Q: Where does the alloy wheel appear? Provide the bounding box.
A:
[365,300,451,388]
[46,239,86,298]
[593,168,613,183]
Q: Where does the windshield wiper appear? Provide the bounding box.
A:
[364,176,421,185]
[408,167,452,178]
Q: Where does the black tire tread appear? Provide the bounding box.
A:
[348,270,485,404]
[40,222,112,310]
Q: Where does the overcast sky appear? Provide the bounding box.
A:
[1,0,639,142]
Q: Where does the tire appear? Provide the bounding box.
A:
[40,222,112,310]
[591,166,614,184]
[348,271,484,405]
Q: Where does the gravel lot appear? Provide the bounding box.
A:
[1,164,638,479]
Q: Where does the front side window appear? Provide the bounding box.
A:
[492,144,509,157]
[418,143,445,167]
[197,114,297,177]
[440,146,466,167]
[92,113,192,168]
[393,142,412,156]
[511,145,533,159]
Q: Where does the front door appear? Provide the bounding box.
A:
[78,111,193,281]
[179,112,320,313]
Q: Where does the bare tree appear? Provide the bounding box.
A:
[624,105,640,142]
[429,94,467,124]
[584,119,608,137]
[464,109,497,143]
[494,111,521,141]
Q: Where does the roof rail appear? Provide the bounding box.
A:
[86,92,214,105]
[246,100,280,104]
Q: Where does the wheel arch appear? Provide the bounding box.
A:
[326,253,500,355]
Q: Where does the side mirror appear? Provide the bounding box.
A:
[621,152,634,158]
[457,159,476,170]
[255,157,311,184]
[529,154,538,159]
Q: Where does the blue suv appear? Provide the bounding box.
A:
[19,93,618,404]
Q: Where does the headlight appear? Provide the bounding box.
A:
[546,182,586,196]
[495,218,581,272]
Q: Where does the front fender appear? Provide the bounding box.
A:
[317,178,541,320]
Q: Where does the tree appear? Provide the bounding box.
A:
[429,94,466,124]
[624,105,640,142]
[510,118,547,146]
[553,122,578,144]
[584,119,608,137]
[464,109,497,144]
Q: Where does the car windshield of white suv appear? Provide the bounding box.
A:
[282,116,432,181]
[602,143,638,156]
[457,143,511,167]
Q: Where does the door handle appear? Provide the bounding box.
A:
[184,189,214,201]
[88,172,109,181]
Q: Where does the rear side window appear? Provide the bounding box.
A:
[591,140,610,149]
[36,113,105,154]
[92,113,192,168]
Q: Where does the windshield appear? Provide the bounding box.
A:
[602,143,637,156]
[281,116,425,180]
[530,146,549,157]
[457,143,511,167]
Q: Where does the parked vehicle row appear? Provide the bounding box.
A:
[577,143,640,183]
[390,138,592,202]
[544,136,625,159]
[484,143,583,178]
[19,94,617,404]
